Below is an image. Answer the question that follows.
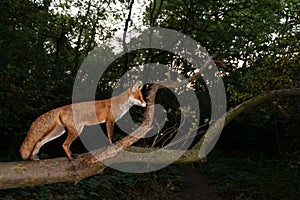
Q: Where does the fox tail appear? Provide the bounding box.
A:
[19,129,37,160]
[20,110,58,160]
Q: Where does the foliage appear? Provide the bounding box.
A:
[219,100,300,158]
[145,0,299,103]
[145,1,300,199]
[198,151,300,200]
[143,0,300,155]
[0,0,123,146]
[0,0,299,197]
[0,166,184,200]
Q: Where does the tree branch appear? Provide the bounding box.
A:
[1,69,300,190]
[195,88,300,157]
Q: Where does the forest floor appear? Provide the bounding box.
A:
[179,164,219,200]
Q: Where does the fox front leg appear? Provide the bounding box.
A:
[106,120,115,144]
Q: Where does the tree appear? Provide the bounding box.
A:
[142,0,300,155]
[0,76,299,189]
[0,0,128,161]
[0,0,299,192]
[144,0,299,97]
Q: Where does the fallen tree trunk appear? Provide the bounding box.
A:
[1,88,299,189]
[0,148,202,190]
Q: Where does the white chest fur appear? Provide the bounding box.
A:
[112,101,132,121]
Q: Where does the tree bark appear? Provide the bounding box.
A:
[1,88,299,189]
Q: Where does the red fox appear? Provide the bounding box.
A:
[20,82,146,161]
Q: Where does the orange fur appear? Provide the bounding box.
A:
[20,83,146,161]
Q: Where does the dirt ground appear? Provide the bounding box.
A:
[180,165,219,200]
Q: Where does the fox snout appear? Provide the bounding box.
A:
[140,101,147,107]
[130,96,146,107]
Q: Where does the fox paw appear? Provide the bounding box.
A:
[71,153,78,159]
[30,155,40,161]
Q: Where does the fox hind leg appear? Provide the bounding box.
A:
[30,125,66,160]
[106,119,115,144]
[62,125,83,161]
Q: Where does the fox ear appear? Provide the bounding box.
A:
[132,82,143,91]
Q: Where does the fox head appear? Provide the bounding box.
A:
[129,82,146,107]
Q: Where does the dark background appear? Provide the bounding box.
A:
[0,0,299,199]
